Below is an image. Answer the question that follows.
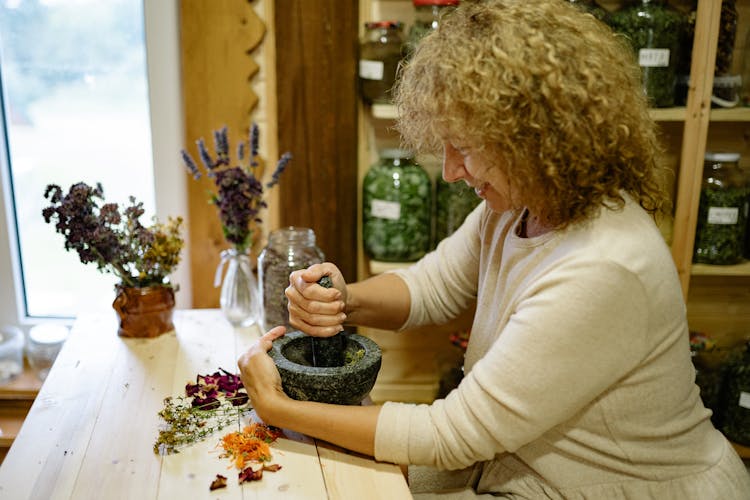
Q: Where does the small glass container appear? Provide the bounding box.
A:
[0,326,24,384]
[693,152,748,265]
[406,0,459,58]
[607,0,686,107]
[26,324,69,381]
[258,227,325,331]
[363,149,432,261]
[720,342,750,446]
[434,177,481,246]
[359,21,405,104]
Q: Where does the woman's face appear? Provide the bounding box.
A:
[442,141,515,213]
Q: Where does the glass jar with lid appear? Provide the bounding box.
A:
[359,21,405,104]
[258,227,325,331]
[405,0,459,58]
[434,177,481,247]
[693,152,748,265]
[607,0,686,107]
[363,149,432,261]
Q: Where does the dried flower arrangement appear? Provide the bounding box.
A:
[154,369,251,455]
[181,123,292,254]
[42,182,184,288]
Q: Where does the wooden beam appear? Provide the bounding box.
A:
[273,0,360,282]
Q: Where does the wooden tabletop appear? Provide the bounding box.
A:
[0,309,411,499]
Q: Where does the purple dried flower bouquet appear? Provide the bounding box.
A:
[42,182,185,288]
[181,123,292,253]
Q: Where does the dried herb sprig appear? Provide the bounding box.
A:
[154,369,252,455]
[181,123,292,253]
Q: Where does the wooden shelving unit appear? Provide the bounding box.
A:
[0,363,41,464]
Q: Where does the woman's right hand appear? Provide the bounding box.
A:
[285,262,348,337]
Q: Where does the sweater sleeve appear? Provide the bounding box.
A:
[390,203,486,329]
[374,260,650,469]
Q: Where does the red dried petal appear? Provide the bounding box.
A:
[238,467,263,483]
[209,474,227,490]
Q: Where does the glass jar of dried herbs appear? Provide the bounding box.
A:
[607,0,686,107]
[359,21,405,104]
[434,177,481,247]
[564,0,608,22]
[693,152,748,265]
[363,150,432,261]
[258,227,325,331]
[720,342,750,446]
[405,0,459,59]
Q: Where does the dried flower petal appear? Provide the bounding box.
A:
[210,474,227,490]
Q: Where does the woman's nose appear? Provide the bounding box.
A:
[443,144,466,183]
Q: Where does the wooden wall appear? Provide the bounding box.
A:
[273,0,360,283]
[181,1,359,307]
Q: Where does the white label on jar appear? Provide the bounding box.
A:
[739,392,750,410]
[707,206,739,225]
[371,199,401,220]
[639,48,670,68]
[359,60,384,81]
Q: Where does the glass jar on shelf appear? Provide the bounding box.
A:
[405,0,459,59]
[564,0,607,21]
[693,152,748,265]
[607,0,686,108]
[363,149,432,262]
[434,177,481,247]
[258,227,325,331]
[358,21,405,105]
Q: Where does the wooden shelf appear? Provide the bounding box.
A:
[691,261,750,277]
[731,440,750,459]
[371,103,750,123]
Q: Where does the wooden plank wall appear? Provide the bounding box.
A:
[273,0,360,283]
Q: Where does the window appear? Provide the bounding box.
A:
[0,0,188,324]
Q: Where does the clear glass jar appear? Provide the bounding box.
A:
[258,227,325,331]
[358,21,405,104]
[0,326,23,384]
[434,177,481,246]
[26,324,69,381]
[363,149,432,261]
[693,152,748,265]
[406,0,459,58]
[720,342,750,446]
[564,0,608,21]
[607,0,686,107]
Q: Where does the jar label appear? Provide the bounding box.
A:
[739,391,750,410]
[359,60,384,81]
[638,48,670,68]
[707,206,739,225]
[371,199,401,220]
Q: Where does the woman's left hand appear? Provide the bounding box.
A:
[237,326,289,424]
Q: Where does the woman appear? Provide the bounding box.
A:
[238,1,750,497]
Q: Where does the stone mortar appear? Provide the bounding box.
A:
[269,330,382,405]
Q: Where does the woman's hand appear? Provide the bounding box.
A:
[237,326,288,424]
[286,262,347,337]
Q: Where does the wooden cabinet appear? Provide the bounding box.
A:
[356,1,750,410]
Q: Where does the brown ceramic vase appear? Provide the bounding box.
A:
[112,285,176,338]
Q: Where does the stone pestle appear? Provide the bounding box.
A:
[311,276,345,367]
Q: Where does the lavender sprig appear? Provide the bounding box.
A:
[181,123,291,253]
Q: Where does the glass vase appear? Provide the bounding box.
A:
[215,248,260,327]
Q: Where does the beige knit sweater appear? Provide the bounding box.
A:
[374,197,750,498]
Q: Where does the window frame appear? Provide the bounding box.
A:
[0,0,190,328]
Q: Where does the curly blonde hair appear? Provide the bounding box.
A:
[394,0,671,228]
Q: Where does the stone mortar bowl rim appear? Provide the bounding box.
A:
[270,330,381,373]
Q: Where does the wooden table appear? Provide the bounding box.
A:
[0,309,411,499]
